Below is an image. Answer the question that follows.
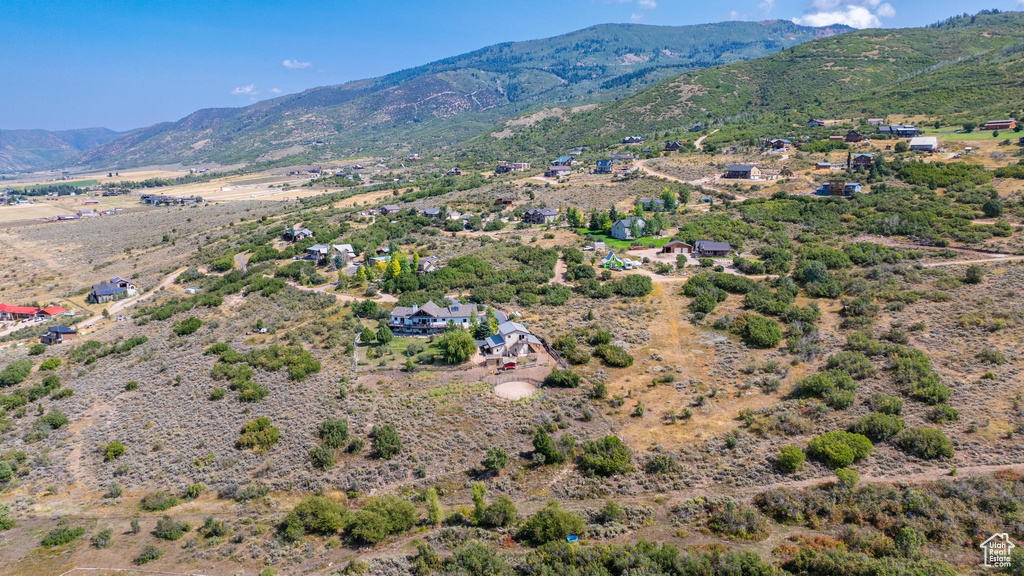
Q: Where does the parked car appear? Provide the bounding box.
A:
[499,361,517,372]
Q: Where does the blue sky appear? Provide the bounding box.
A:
[1,0,1020,131]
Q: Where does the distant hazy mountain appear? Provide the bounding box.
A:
[61,20,847,170]
[0,128,122,172]
[471,11,1024,158]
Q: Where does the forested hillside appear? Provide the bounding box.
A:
[0,128,122,172]
[467,11,1024,159]
[65,20,844,170]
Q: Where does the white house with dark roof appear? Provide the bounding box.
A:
[388,301,481,334]
[694,240,732,257]
[482,321,542,357]
[90,277,137,303]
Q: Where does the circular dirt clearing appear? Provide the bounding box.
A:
[493,381,538,400]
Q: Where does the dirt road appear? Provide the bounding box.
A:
[694,128,718,151]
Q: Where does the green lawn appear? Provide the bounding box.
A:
[574,228,672,250]
[360,334,444,367]
[922,128,1015,142]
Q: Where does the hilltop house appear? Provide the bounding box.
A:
[90,277,137,304]
[694,240,732,257]
[867,118,884,126]
[724,164,760,179]
[661,240,693,255]
[446,167,462,176]
[552,156,575,166]
[664,141,684,152]
[421,207,442,219]
[285,224,314,242]
[909,137,939,152]
[765,138,792,150]
[388,301,480,335]
[594,160,613,174]
[623,136,646,144]
[482,321,542,358]
[523,208,558,225]
[380,204,402,215]
[0,304,67,321]
[981,119,1016,131]
[877,124,920,137]
[41,326,78,345]
[417,256,443,274]
[815,180,862,196]
[640,197,664,211]
[306,244,331,264]
[332,244,357,263]
[808,119,826,127]
[494,197,514,206]
[851,153,874,168]
[845,131,864,143]
[545,165,572,178]
[496,162,530,174]
[610,153,636,162]
[611,216,645,240]
[816,161,832,170]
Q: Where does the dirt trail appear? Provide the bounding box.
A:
[548,257,568,285]
[694,129,718,150]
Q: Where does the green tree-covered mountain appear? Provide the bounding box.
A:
[468,10,1024,159]
[66,20,846,170]
[0,127,122,172]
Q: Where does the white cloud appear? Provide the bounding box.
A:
[759,0,776,11]
[630,12,645,22]
[792,0,894,29]
[270,87,282,94]
[637,0,657,9]
[728,9,739,19]
[231,84,257,95]
[282,59,312,70]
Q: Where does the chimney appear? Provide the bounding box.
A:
[412,304,418,312]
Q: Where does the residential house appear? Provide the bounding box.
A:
[306,244,331,264]
[664,141,684,152]
[545,165,572,178]
[417,256,443,274]
[909,136,939,152]
[845,131,864,143]
[77,209,97,218]
[815,161,832,170]
[610,216,646,240]
[867,118,884,126]
[808,119,826,127]
[388,301,480,334]
[380,204,401,215]
[815,180,861,197]
[981,119,1016,131]
[610,153,636,162]
[851,153,874,168]
[623,136,646,144]
[496,162,531,174]
[446,167,463,176]
[494,197,514,206]
[42,326,78,345]
[523,208,559,225]
[828,135,846,141]
[332,244,357,263]
[640,197,665,211]
[594,160,613,174]
[552,156,575,166]
[421,207,442,219]
[693,240,732,257]
[724,164,760,179]
[0,304,40,321]
[482,321,542,358]
[285,225,314,242]
[765,138,792,150]
[90,277,137,303]
[38,305,67,318]
[661,240,693,255]
[877,124,920,137]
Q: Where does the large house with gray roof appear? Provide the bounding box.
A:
[482,321,542,358]
[388,301,481,334]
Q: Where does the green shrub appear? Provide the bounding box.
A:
[776,446,805,473]
[734,314,783,349]
[0,502,13,530]
[309,446,335,470]
[794,369,856,409]
[28,343,46,355]
[0,360,33,388]
[102,441,126,462]
[869,393,903,415]
[895,427,954,460]
[134,545,163,565]
[0,462,12,484]
[848,413,905,442]
[153,515,191,540]
[544,368,580,388]
[577,435,632,477]
[319,418,349,450]
[124,380,139,391]
[482,447,510,473]
[835,467,859,489]
[280,496,348,543]
[346,496,417,545]
[172,316,203,336]
[594,344,633,367]
[50,388,73,400]
[90,528,113,549]
[825,351,875,380]
[236,417,279,452]
[140,490,179,512]
[532,427,574,465]
[807,430,873,469]
[39,358,61,371]
[370,424,401,459]
[519,501,584,546]
[707,501,769,540]
[40,521,86,547]
[201,516,229,538]
[927,404,960,424]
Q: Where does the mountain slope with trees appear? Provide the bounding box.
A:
[0,128,123,172]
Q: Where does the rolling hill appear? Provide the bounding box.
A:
[62,20,846,170]
[468,10,1024,158]
[0,127,123,172]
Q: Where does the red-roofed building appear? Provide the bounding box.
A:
[0,304,40,321]
[38,306,67,317]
